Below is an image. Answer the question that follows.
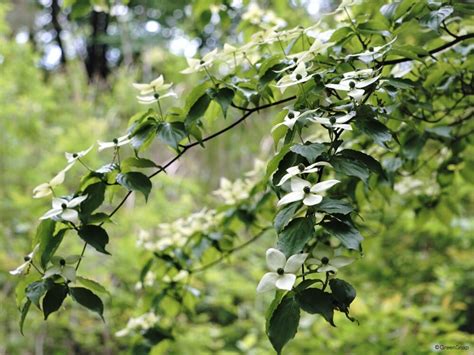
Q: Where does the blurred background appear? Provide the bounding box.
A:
[1,0,473,353]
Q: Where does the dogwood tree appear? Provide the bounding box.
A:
[10,0,474,353]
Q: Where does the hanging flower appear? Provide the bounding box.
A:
[133,75,177,104]
[307,244,354,273]
[97,134,131,151]
[43,255,80,282]
[32,163,74,199]
[9,244,40,276]
[325,73,380,100]
[39,195,88,223]
[256,248,307,292]
[180,48,218,74]
[275,62,315,93]
[65,145,94,164]
[271,109,317,131]
[277,177,339,207]
[277,161,332,186]
[310,111,356,131]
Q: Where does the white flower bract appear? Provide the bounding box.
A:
[39,195,88,223]
[277,177,340,207]
[307,244,354,273]
[256,248,307,292]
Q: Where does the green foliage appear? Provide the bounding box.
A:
[2,0,473,354]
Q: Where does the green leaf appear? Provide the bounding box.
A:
[402,130,427,160]
[122,157,158,169]
[317,198,354,215]
[69,287,104,320]
[81,182,106,218]
[420,6,453,32]
[77,276,110,295]
[277,217,314,257]
[340,149,385,177]
[290,143,327,163]
[78,225,111,255]
[42,283,68,320]
[142,326,174,345]
[208,87,235,118]
[296,288,335,326]
[157,122,186,150]
[331,156,370,184]
[34,220,67,270]
[265,144,291,180]
[87,213,111,224]
[274,202,301,232]
[185,93,211,127]
[329,278,356,311]
[19,299,31,336]
[130,120,157,152]
[354,107,392,147]
[26,279,52,309]
[321,216,363,251]
[116,172,152,201]
[267,295,300,354]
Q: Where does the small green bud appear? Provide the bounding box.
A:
[153,93,160,99]
[113,138,119,144]
[59,258,66,266]
[298,163,305,172]
[72,153,78,158]
[199,60,205,65]
[277,268,284,275]
[303,186,311,194]
[329,117,337,125]
[295,74,303,80]
[61,203,67,209]
[321,257,329,265]
[349,81,356,89]
[288,112,295,119]
[24,256,31,262]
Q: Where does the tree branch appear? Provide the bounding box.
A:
[382,33,474,66]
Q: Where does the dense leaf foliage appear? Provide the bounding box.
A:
[4,0,474,353]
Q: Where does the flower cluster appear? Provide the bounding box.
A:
[257,246,355,293]
[115,312,160,337]
[137,209,222,252]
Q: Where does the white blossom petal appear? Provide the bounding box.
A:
[303,193,323,206]
[291,177,311,191]
[43,266,62,279]
[67,194,88,208]
[331,256,355,268]
[62,266,76,282]
[277,191,305,206]
[256,272,279,293]
[60,209,79,222]
[275,274,296,290]
[310,179,340,193]
[33,183,52,199]
[39,208,62,220]
[266,248,286,271]
[318,264,338,273]
[284,253,308,273]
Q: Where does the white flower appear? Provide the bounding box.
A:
[65,145,94,164]
[345,37,397,63]
[307,244,354,272]
[180,48,218,74]
[275,62,315,93]
[115,312,160,337]
[271,109,318,132]
[213,177,251,205]
[277,177,340,207]
[97,134,131,151]
[326,73,380,100]
[32,163,74,199]
[39,195,88,222]
[277,162,332,186]
[9,244,40,275]
[309,111,356,131]
[133,75,177,104]
[43,255,80,282]
[256,248,308,292]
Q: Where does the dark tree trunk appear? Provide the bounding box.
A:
[51,0,66,65]
[85,11,109,81]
